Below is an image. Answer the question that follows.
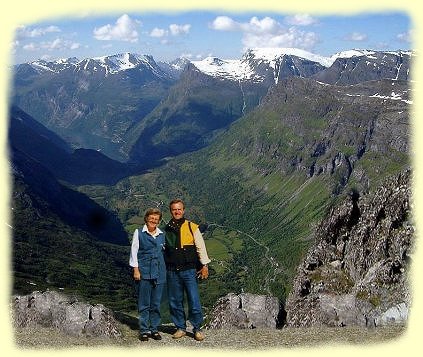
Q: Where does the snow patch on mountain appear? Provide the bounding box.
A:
[370,92,413,104]
[30,57,79,74]
[331,49,377,60]
[329,49,413,65]
[245,47,333,67]
[191,57,259,81]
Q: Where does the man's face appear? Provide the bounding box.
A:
[170,202,185,220]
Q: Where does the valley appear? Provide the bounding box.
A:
[9,47,413,321]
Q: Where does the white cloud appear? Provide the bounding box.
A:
[179,52,205,60]
[397,30,412,43]
[150,27,167,38]
[22,43,37,51]
[70,42,81,50]
[169,24,191,36]
[49,38,63,50]
[93,14,140,42]
[242,16,280,34]
[243,26,318,50]
[180,52,193,59]
[284,14,318,26]
[21,38,81,52]
[345,32,368,42]
[11,40,19,54]
[210,16,239,31]
[16,25,61,39]
[149,23,191,45]
[210,15,319,51]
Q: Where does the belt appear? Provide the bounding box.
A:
[166,262,196,271]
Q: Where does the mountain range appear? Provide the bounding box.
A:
[9,46,413,319]
[11,48,413,163]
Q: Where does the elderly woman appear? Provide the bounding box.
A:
[129,208,166,341]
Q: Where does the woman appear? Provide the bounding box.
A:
[129,208,166,341]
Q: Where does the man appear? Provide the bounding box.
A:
[164,199,211,341]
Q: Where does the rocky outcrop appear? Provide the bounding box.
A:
[285,169,413,327]
[313,51,412,85]
[12,290,121,337]
[207,293,281,329]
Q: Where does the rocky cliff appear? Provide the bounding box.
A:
[285,169,413,327]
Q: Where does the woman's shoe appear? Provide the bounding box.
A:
[139,333,149,341]
[151,332,162,340]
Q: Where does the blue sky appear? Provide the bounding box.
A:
[12,11,412,64]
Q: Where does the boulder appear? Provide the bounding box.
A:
[207,293,281,329]
[12,290,121,337]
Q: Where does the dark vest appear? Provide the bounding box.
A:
[137,229,166,283]
[164,219,198,271]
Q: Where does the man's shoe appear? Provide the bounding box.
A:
[151,332,162,340]
[194,331,205,341]
[172,329,186,339]
[139,333,149,341]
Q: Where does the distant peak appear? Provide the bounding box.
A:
[330,49,376,60]
[329,49,413,62]
[244,47,333,67]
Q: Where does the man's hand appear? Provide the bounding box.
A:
[197,265,209,280]
[133,267,141,281]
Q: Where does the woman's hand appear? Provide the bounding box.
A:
[133,267,141,281]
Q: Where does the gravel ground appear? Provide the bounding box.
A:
[13,324,407,350]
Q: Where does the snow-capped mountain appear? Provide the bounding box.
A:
[83,52,169,78]
[191,56,257,81]
[23,57,79,74]
[157,57,191,79]
[313,49,412,85]
[245,47,333,67]
[15,47,412,85]
[11,47,412,162]
[329,49,413,62]
[191,47,329,84]
[21,52,172,80]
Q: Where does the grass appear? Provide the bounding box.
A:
[203,227,244,275]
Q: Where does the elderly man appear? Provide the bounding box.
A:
[164,199,211,341]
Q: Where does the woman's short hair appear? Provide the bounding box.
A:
[144,208,162,223]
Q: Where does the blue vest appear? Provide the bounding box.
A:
[136,229,166,284]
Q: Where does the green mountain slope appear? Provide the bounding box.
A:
[11,172,135,312]
[78,76,411,310]
[125,64,269,163]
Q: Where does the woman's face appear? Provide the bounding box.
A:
[146,214,161,232]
